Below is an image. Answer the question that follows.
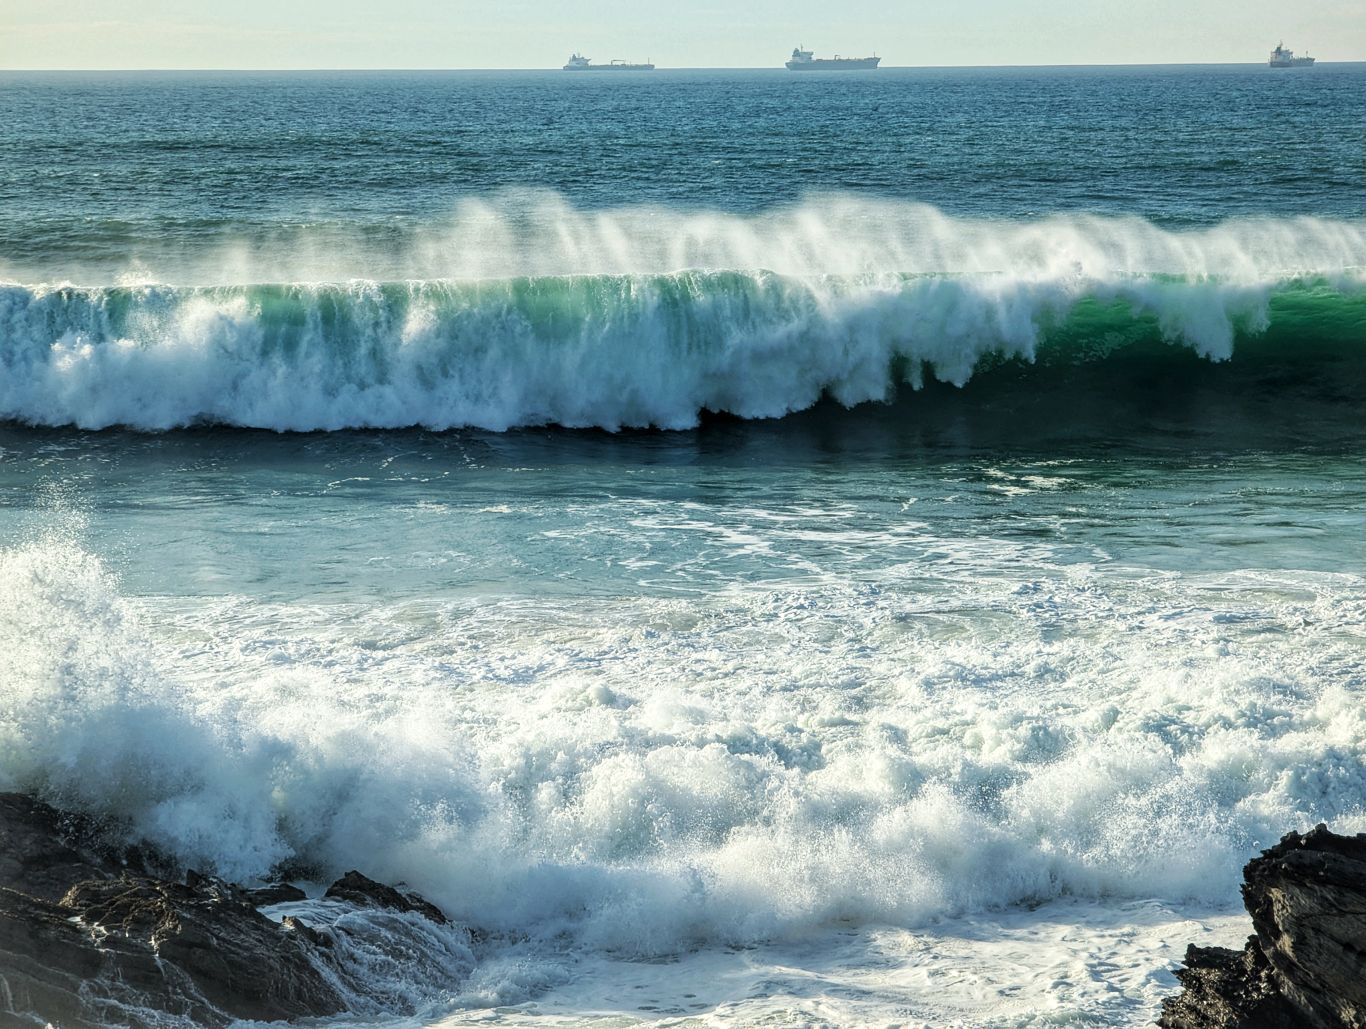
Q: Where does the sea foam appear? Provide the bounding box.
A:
[3,532,1365,961]
[1,197,1363,432]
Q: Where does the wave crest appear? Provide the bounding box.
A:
[3,200,1364,432]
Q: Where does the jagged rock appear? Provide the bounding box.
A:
[281,914,329,947]
[77,876,346,1019]
[185,868,307,908]
[0,886,118,1028]
[185,867,247,901]
[244,881,308,906]
[1158,941,1301,1028]
[0,871,347,1028]
[0,793,349,1027]
[0,792,163,902]
[324,868,449,924]
[1242,825,1366,1028]
[0,792,472,1027]
[1161,824,1366,1029]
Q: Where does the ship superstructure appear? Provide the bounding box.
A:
[785,47,880,70]
[563,53,655,70]
[1269,43,1315,67]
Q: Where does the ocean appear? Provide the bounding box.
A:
[2,64,1365,1026]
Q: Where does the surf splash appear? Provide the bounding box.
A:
[4,526,1366,960]
[1,198,1364,432]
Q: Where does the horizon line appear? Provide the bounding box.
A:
[4,59,1364,73]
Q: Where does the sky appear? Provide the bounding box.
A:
[2,0,1364,69]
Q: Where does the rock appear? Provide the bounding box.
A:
[71,875,346,1022]
[0,791,471,1027]
[281,914,329,947]
[0,792,158,902]
[324,868,449,924]
[185,867,246,901]
[1161,824,1366,1029]
[0,794,358,1026]
[0,886,117,1028]
[0,870,348,1027]
[244,881,308,906]
[1242,825,1366,1028]
[1158,941,1301,1028]
[183,869,307,908]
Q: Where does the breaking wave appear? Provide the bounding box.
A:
[3,530,1366,964]
[1,198,1364,432]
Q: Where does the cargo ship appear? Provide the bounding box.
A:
[784,47,880,71]
[1269,42,1315,67]
[563,53,655,71]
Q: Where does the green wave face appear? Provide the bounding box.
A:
[0,271,1363,432]
[1036,279,1366,358]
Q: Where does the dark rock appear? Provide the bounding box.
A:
[0,886,121,1028]
[281,914,329,947]
[324,868,449,924]
[185,867,247,901]
[1158,941,1301,1028]
[87,875,343,1020]
[0,872,347,1027]
[244,881,308,906]
[1241,824,1366,1028]
[1161,824,1366,1029]
[0,792,469,1027]
[0,792,149,902]
[0,793,350,1027]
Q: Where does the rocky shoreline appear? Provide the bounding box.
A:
[1160,824,1366,1029]
[4,788,1365,1028]
[0,792,468,1027]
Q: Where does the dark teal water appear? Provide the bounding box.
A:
[2,65,1365,272]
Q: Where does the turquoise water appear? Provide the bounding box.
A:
[1,67,1365,1026]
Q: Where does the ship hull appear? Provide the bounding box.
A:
[786,57,880,70]
[563,64,655,71]
[1269,59,1315,67]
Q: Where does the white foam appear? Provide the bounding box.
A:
[426,901,1250,1027]
[1,198,1363,432]
[3,535,1364,931]
[262,899,479,1020]
[3,517,1365,1022]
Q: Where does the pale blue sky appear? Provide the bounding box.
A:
[2,0,1363,69]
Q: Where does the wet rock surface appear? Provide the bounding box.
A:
[1160,824,1366,1029]
[324,868,450,924]
[1160,942,1302,1028]
[0,792,165,903]
[0,792,457,1027]
[244,881,309,906]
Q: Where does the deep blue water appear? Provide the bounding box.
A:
[2,65,1365,275]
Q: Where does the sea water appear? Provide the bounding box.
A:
[1,66,1365,1026]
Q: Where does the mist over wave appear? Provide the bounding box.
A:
[13,192,1366,285]
[2,196,1364,432]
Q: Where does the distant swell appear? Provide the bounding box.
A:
[2,203,1364,432]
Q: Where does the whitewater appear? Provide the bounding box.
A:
[2,197,1364,433]
[4,432,1366,1024]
